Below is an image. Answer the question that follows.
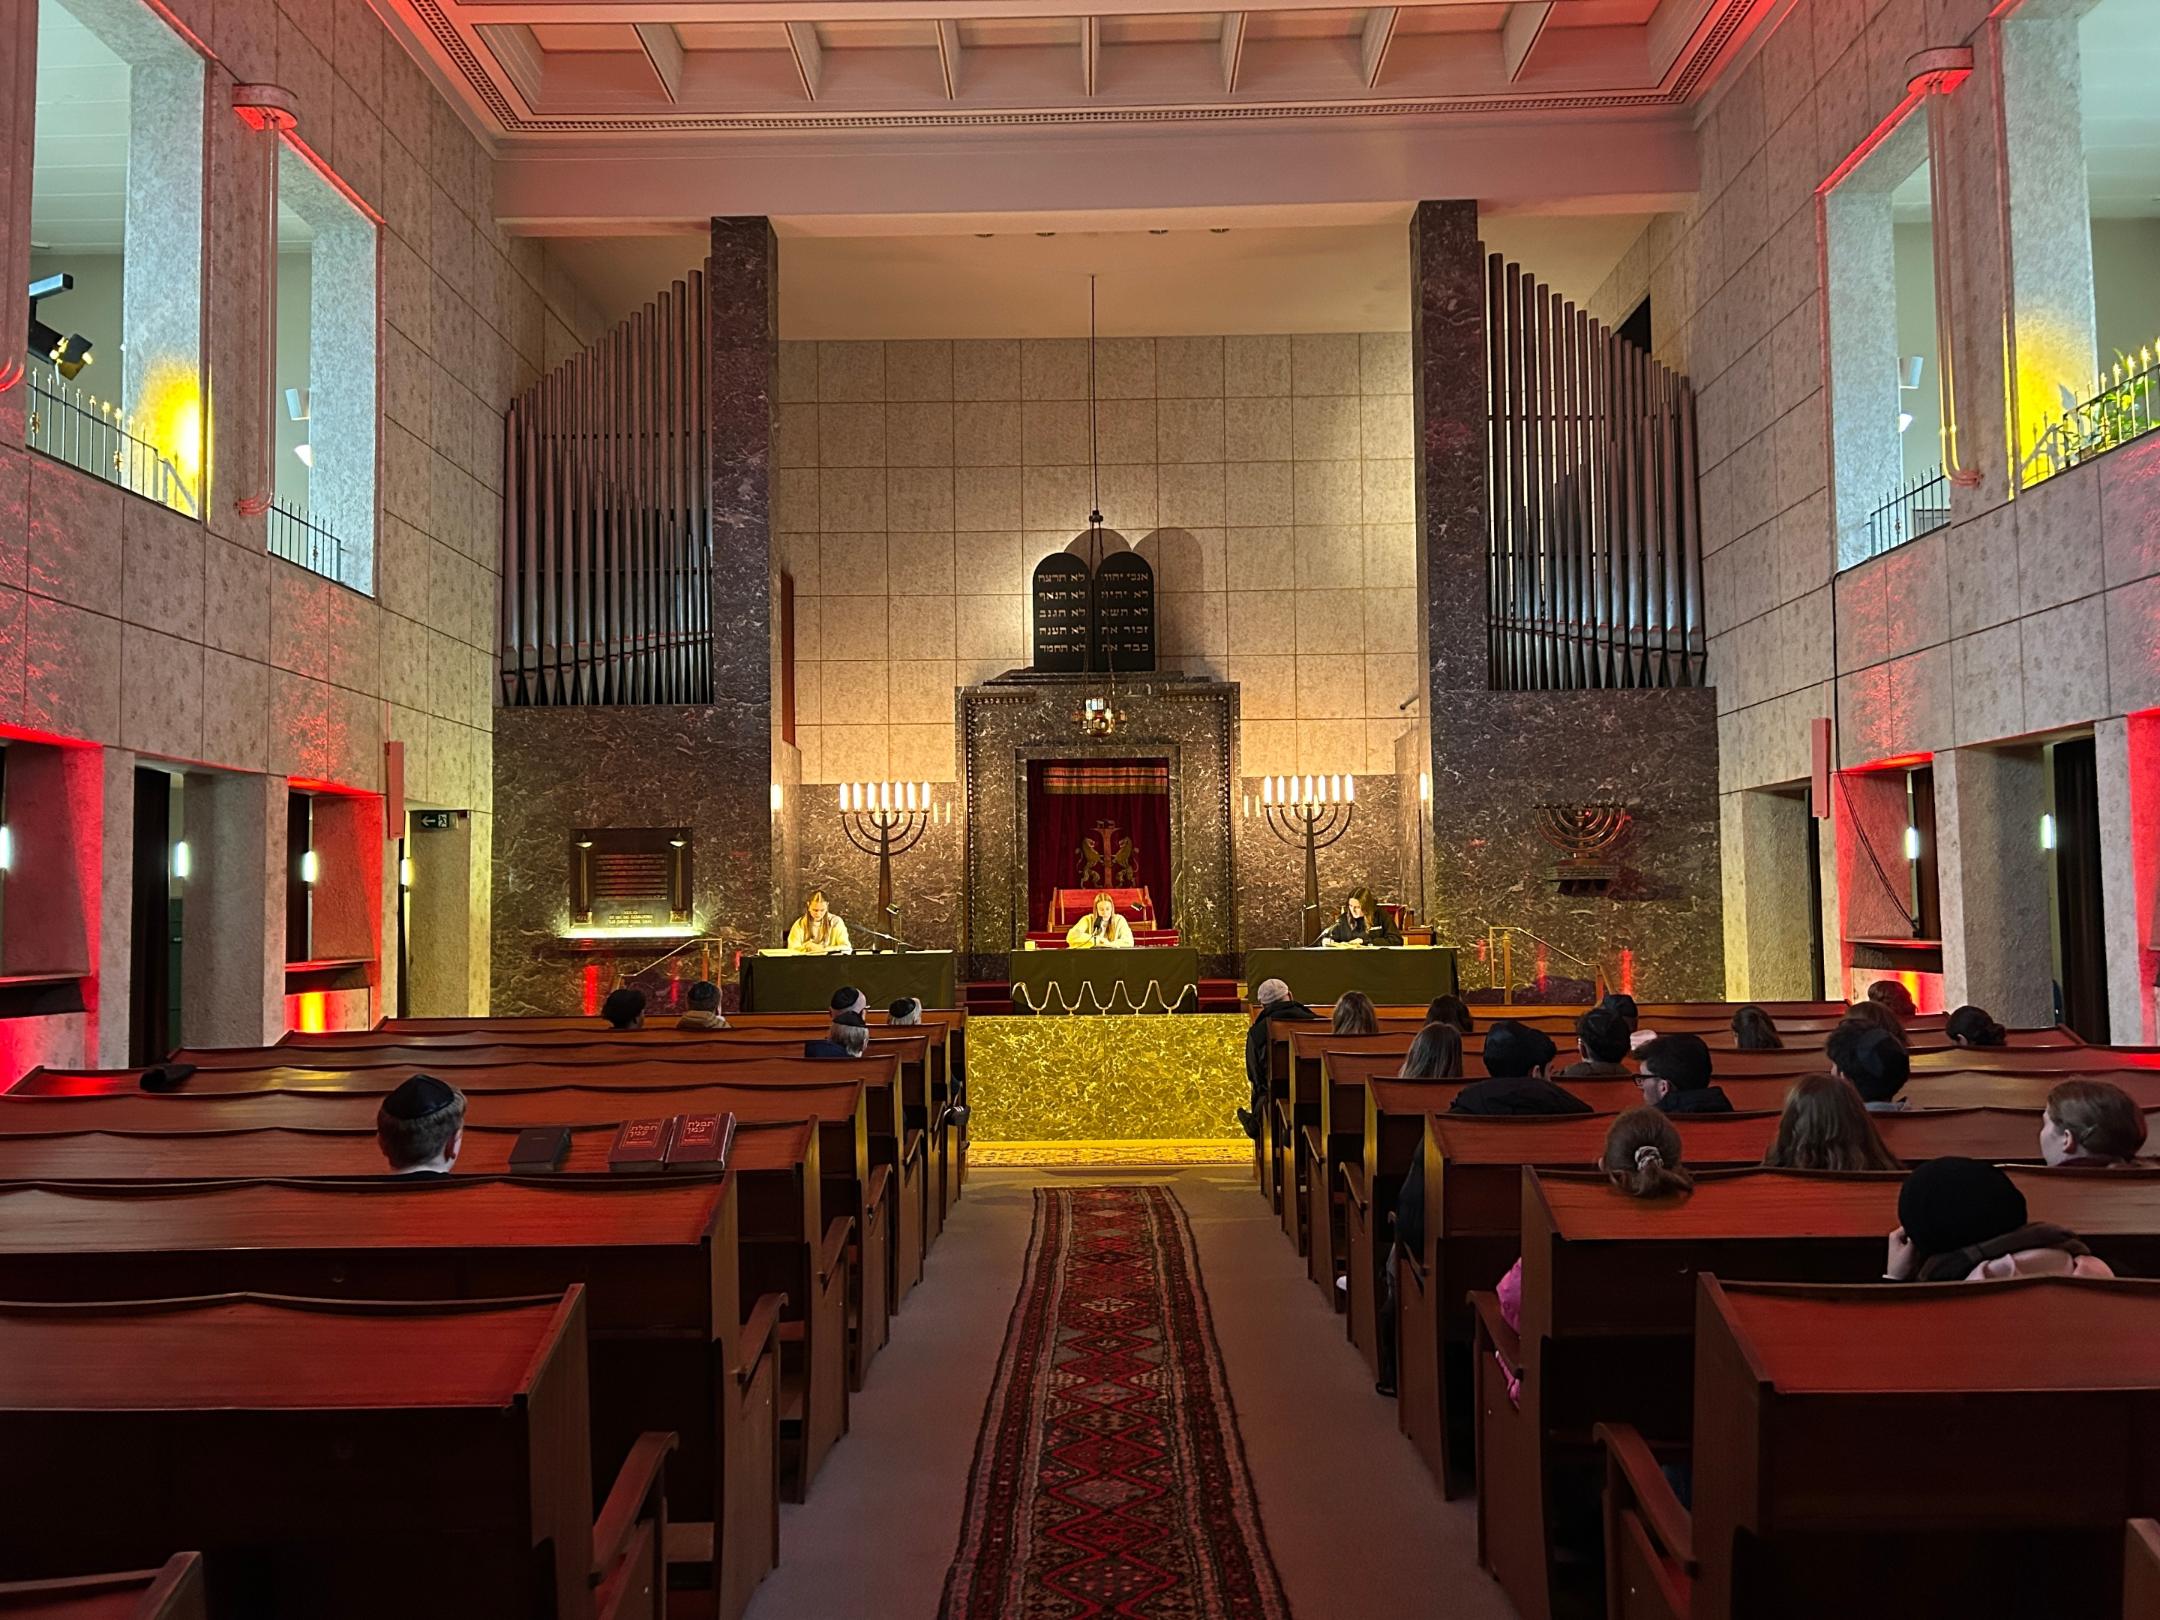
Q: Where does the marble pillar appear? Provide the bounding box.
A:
[1934,744,2054,1025]
[708,215,780,948]
[2095,713,2160,1043]
[282,144,379,589]
[121,57,207,503]
[206,60,270,548]
[1721,786,1819,999]
[1410,199,1488,700]
[181,770,289,1047]
[2000,14,2100,469]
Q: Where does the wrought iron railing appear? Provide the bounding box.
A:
[1859,466,1949,563]
[2020,348,2159,486]
[23,361,196,516]
[267,498,347,585]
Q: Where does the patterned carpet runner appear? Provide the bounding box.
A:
[940,1185,1291,1619]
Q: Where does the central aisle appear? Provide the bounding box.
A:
[742,1166,1515,1620]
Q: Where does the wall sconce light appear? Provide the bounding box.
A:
[300,849,319,885]
[1902,825,1921,861]
[400,856,414,889]
[2040,813,2056,852]
[172,840,191,881]
[771,782,784,813]
[0,824,12,873]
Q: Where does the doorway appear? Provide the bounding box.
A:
[127,768,181,1064]
[2050,737,2109,1041]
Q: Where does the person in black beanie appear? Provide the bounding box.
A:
[1885,1156,2113,1281]
[376,1074,466,1175]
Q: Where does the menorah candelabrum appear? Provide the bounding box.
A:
[1533,803,1632,895]
[1245,774,1356,944]
[837,782,951,947]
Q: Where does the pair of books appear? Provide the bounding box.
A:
[506,1113,738,1174]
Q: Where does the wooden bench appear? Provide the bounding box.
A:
[2130,1520,2160,1620]
[0,1555,206,1619]
[0,1289,673,1620]
[1600,1276,2160,1619]
[1480,1167,2160,1620]
[0,1179,783,1620]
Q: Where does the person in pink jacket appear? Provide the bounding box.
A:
[1883,1156,2115,1282]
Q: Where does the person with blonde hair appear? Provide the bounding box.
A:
[1065,891,1134,949]
[1331,990,1379,1035]
[787,889,852,954]
[1761,1073,1900,1171]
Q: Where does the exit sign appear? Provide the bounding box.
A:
[415,811,457,830]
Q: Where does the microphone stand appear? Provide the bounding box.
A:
[851,923,912,955]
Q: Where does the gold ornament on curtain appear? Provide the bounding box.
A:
[1078,821,1140,888]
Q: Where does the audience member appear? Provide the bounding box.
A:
[830,985,868,1018]
[804,1010,869,1060]
[1426,994,1475,1033]
[1946,1004,2008,1047]
[1840,997,1908,1045]
[1760,1074,1900,1171]
[888,996,923,1026]
[1599,993,1640,1034]
[375,1074,466,1176]
[1634,1032,1732,1114]
[1332,991,1380,1036]
[1238,978,1318,1140]
[1448,1021,1591,1116]
[1556,1006,1632,1078]
[601,987,647,1030]
[1730,1004,1783,1050]
[1401,1021,1464,1080]
[1827,1020,1910,1111]
[1487,1108,1692,1403]
[1867,978,1919,1021]
[1887,1156,2114,1281]
[2040,1079,2150,1168]
[675,980,727,1030]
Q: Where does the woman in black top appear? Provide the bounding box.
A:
[1321,886,1400,945]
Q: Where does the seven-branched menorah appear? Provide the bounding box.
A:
[837,782,949,945]
[1248,775,1356,944]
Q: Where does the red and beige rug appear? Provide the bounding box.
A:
[940,1185,1291,1619]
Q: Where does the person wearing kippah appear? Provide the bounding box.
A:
[804,1009,869,1060]
[375,1074,467,1176]
[888,997,922,1027]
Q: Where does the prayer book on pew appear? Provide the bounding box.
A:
[508,1125,571,1172]
[670,1112,737,1171]
[609,1117,678,1173]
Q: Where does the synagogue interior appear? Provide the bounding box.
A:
[4,0,2160,1612]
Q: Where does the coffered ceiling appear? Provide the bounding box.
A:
[386,0,1766,135]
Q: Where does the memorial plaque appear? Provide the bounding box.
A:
[569,827,692,926]
[1031,553,1093,673]
[1092,551,1156,672]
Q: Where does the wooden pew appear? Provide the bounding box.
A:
[0,1289,673,1620]
[18,1058,916,1370]
[2130,1521,2160,1620]
[0,1180,782,1620]
[0,1555,207,1619]
[1479,1167,2160,1620]
[1600,1276,2160,1620]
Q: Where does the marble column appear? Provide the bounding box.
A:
[181,770,289,1048]
[204,59,270,548]
[1934,744,2053,1025]
[2000,14,2100,471]
[120,57,207,504]
[1410,198,1488,702]
[2095,713,2160,1043]
[407,809,488,1016]
[1721,787,1818,999]
[707,216,780,947]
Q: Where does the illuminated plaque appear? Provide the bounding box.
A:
[569,828,692,927]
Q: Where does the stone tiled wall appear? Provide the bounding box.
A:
[774,333,1419,787]
[1586,0,2160,1025]
[0,0,603,1061]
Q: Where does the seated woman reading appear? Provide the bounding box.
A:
[1065,891,1136,949]
[1321,886,1400,946]
[786,889,852,954]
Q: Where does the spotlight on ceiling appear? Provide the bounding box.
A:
[26,273,93,380]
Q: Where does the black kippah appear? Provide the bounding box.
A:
[830,986,864,1010]
[381,1073,461,1120]
[138,1062,197,1093]
[833,1010,867,1029]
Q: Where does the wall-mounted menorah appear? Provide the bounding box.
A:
[1533,803,1633,895]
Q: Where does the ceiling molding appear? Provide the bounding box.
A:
[1358,7,1397,90]
[785,21,823,98]
[1218,12,1245,94]
[936,18,962,96]
[1500,2,1551,82]
[634,22,686,99]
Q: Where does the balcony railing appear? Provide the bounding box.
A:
[2021,348,2159,486]
[267,498,347,586]
[23,360,196,516]
[1859,466,1950,564]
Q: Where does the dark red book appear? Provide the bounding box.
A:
[609,1118,676,1173]
[508,1126,570,1173]
[669,1113,737,1171]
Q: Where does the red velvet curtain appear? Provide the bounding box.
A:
[1026,759,1173,929]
